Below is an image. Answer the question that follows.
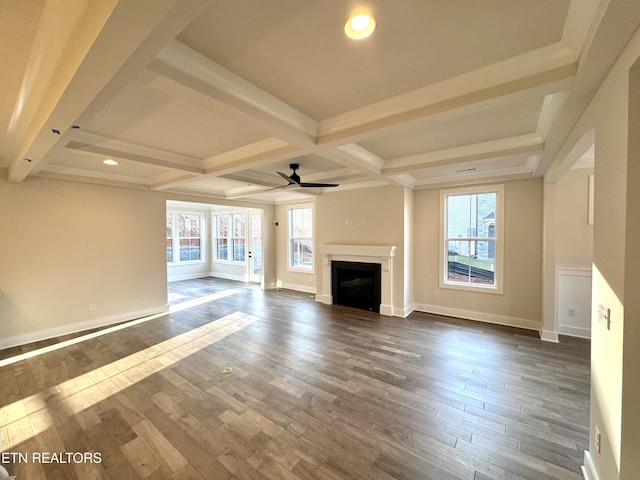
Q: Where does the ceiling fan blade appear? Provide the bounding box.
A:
[263,184,288,191]
[298,182,339,188]
[277,171,298,185]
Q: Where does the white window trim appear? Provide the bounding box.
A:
[212,210,247,265]
[287,203,315,273]
[439,184,504,294]
[166,210,206,266]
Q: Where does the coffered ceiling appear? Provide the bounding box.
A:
[1,0,639,203]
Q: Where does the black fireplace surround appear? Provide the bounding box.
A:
[331,261,381,313]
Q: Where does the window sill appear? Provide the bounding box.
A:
[287,267,314,274]
[167,260,206,267]
[440,281,503,295]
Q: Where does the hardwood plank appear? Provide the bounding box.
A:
[131,419,188,473]
[0,278,590,480]
[120,437,162,478]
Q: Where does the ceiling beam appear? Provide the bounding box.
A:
[332,144,383,176]
[221,171,284,189]
[316,43,576,146]
[562,0,609,67]
[150,171,200,190]
[145,41,413,188]
[204,138,299,175]
[414,171,536,190]
[536,92,570,140]
[149,40,318,146]
[301,167,367,185]
[7,0,212,183]
[321,144,414,189]
[544,127,595,183]
[40,164,150,185]
[143,39,574,192]
[151,138,301,191]
[6,0,121,182]
[383,134,545,175]
[65,141,205,174]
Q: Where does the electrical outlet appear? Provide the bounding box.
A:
[432,290,439,299]
[595,426,601,454]
[568,308,576,317]
[89,303,97,311]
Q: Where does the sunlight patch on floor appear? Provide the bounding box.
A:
[167,292,186,302]
[169,289,239,313]
[0,289,240,369]
[0,310,259,450]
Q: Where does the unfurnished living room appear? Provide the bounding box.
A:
[1,1,640,479]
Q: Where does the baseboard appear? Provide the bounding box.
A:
[210,271,245,282]
[414,303,540,331]
[540,329,560,343]
[581,451,600,480]
[394,304,415,318]
[168,273,210,282]
[281,282,317,294]
[315,296,411,318]
[315,294,332,305]
[0,305,169,350]
[557,324,591,339]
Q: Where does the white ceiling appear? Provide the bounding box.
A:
[1,0,639,204]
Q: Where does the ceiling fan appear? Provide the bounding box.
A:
[275,163,339,188]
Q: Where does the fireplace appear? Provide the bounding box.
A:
[316,244,397,316]
[332,261,381,312]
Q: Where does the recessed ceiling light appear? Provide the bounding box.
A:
[103,159,118,166]
[345,13,376,40]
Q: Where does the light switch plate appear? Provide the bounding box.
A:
[598,303,611,330]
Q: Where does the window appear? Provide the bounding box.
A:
[288,205,313,271]
[214,212,246,263]
[214,214,229,261]
[166,213,173,263]
[232,214,246,262]
[440,185,503,293]
[166,212,203,264]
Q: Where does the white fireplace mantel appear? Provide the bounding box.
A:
[315,244,397,316]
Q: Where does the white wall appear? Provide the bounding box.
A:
[620,55,640,480]
[0,178,276,349]
[403,187,414,314]
[314,186,408,313]
[556,268,592,338]
[549,25,640,480]
[413,178,543,330]
[273,186,415,315]
[555,168,594,338]
[0,178,168,348]
[556,168,594,269]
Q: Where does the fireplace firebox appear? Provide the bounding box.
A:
[331,261,381,313]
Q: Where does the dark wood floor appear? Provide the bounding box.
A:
[0,278,590,479]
